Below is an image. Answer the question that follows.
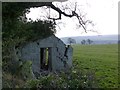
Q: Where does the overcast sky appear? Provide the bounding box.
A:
[26,0,119,38]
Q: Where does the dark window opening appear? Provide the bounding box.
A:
[40,48,52,71]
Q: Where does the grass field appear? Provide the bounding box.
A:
[72,44,118,88]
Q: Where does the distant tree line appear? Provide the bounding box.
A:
[67,38,93,45]
[67,38,76,45]
[81,39,93,45]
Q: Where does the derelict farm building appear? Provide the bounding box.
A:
[15,35,73,76]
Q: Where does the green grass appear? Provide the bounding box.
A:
[72,44,118,88]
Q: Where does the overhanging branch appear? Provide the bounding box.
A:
[25,2,89,31]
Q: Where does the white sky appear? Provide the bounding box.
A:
[26,0,119,38]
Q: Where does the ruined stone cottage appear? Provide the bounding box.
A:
[15,35,73,76]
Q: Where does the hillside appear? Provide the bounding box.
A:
[60,35,118,44]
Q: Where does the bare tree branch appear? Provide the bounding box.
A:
[25,2,93,32]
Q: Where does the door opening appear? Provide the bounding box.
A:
[40,48,51,71]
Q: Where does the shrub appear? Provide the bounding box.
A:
[26,63,98,89]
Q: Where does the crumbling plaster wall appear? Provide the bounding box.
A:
[53,36,73,71]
